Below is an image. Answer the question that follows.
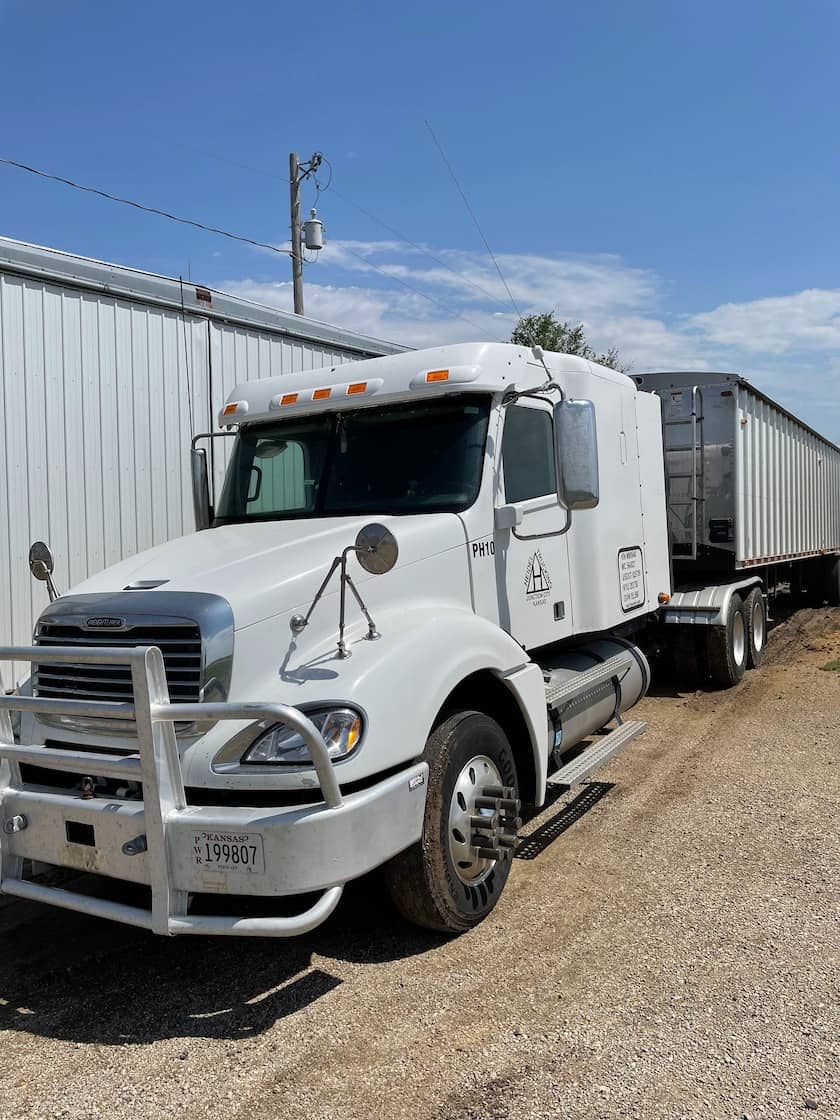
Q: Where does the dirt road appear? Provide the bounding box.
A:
[0,607,838,1120]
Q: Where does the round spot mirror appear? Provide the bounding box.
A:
[355,523,399,576]
[29,540,55,582]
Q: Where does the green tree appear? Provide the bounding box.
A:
[510,312,627,373]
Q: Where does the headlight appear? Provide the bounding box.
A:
[241,707,363,765]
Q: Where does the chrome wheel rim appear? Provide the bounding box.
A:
[733,609,747,666]
[752,599,765,653]
[448,754,502,885]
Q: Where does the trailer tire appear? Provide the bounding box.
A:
[706,598,748,687]
[744,587,767,669]
[383,710,518,934]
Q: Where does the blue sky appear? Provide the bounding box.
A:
[1,0,839,438]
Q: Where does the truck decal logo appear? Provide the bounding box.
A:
[525,551,552,598]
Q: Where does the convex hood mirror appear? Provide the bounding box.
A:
[355,523,399,575]
[28,540,54,580]
[28,540,60,601]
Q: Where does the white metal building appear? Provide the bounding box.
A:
[0,235,404,658]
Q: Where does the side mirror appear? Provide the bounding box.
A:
[553,399,599,510]
[29,540,60,601]
[355,523,399,574]
[191,448,212,531]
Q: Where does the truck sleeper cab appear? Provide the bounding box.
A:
[1,342,672,936]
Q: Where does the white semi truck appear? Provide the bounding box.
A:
[1,342,838,937]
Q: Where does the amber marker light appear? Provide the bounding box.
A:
[658,592,671,604]
[425,369,449,383]
[280,393,299,406]
[312,388,332,401]
[347,382,367,395]
[223,402,242,416]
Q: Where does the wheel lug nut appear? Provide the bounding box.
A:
[470,813,498,830]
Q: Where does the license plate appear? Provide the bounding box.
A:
[192,831,265,874]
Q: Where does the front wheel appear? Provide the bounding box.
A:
[384,711,520,933]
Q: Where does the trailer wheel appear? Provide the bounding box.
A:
[744,587,767,669]
[706,597,748,687]
[383,710,519,934]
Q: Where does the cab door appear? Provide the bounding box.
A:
[494,400,573,649]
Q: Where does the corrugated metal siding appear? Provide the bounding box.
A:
[0,270,387,684]
[736,385,840,565]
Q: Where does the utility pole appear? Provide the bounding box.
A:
[289,151,324,316]
[289,152,304,315]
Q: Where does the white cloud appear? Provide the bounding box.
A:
[220,238,840,441]
[688,289,840,354]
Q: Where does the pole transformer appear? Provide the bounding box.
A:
[289,151,324,316]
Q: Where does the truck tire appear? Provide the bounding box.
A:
[384,711,519,934]
[706,597,748,687]
[744,586,767,669]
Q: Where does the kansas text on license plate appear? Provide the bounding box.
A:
[192,831,265,873]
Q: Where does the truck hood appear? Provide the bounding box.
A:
[67,515,468,631]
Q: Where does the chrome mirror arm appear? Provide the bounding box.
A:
[289,544,381,660]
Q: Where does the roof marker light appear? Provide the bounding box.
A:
[312,388,332,401]
[425,369,449,383]
[280,393,299,406]
[347,382,368,395]
[223,401,246,417]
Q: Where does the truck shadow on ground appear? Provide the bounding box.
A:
[0,775,615,1047]
[0,873,446,1046]
[516,780,614,860]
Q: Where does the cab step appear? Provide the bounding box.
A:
[544,651,635,708]
[546,720,647,790]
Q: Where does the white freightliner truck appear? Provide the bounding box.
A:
[1,343,839,937]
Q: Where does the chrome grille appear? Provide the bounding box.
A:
[34,623,202,703]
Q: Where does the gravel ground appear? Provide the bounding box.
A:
[0,604,837,1120]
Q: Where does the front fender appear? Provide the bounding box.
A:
[341,606,549,801]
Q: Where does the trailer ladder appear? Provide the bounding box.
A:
[663,385,705,560]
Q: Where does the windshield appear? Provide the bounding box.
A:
[214,394,491,523]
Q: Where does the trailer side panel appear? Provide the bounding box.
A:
[736,384,840,566]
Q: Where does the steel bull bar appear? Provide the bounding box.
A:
[0,645,344,936]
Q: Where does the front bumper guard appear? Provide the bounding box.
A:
[0,644,350,937]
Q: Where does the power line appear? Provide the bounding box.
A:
[424,120,523,321]
[328,185,513,311]
[0,154,489,333]
[0,156,291,257]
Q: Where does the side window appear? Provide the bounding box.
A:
[246,438,307,514]
[502,405,556,503]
